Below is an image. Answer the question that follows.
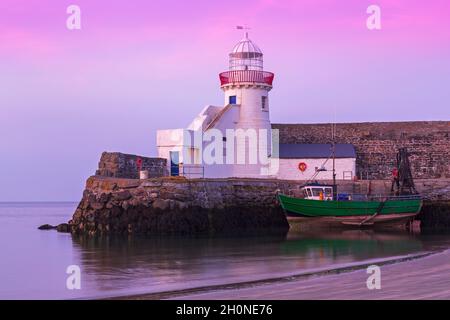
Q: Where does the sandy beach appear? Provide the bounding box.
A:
[117,249,450,300]
[171,250,450,300]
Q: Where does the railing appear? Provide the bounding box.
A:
[205,104,233,131]
[180,164,205,179]
[219,70,274,86]
[337,193,422,202]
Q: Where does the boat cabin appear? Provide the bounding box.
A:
[301,184,334,201]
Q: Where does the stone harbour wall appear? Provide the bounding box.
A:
[417,201,450,231]
[95,152,167,179]
[274,121,450,180]
[350,179,450,201]
[69,176,295,236]
[69,175,450,236]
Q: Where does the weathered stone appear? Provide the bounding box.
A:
[153,199,170,210]
[98,192,110,203]
[90,202,104,210]
[114,190,132,201]
[56,223,70,233]
[95,152,167,179]
[273,121,450,180]
[177,201,189,210]
[129,198,142,207]
[142,181,163,188]
[73,209,83,220]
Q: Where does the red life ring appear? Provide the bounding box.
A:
[298,162,307,172]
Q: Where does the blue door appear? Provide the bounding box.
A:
[229,95,237,105]
[170,151,179,176]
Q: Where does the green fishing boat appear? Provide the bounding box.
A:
[278,124,423,227]
[278,184,423,226]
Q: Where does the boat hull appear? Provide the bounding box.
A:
[278,194,422,227]
[287,213,417,228]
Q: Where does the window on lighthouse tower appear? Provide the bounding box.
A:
[261,96,267,110]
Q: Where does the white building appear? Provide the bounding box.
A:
[156,35,356,180]
[275,144,356,181]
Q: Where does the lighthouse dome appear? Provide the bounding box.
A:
[229,34,263,71]
[231,36,263,55]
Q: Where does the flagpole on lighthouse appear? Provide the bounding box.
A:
[236,25,251,38]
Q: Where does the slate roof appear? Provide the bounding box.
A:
[278,143,356,159]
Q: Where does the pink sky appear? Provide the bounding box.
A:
[0,0,449,200]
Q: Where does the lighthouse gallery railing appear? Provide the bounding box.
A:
[219,70,274,86]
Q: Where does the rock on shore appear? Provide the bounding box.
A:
[38,223,71,232]
[38,224,57,230]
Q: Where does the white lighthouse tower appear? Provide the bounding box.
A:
[219,33,275,177]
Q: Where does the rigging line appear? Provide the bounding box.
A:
[303,151,334,185]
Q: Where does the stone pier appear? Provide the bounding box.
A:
[68,174,450,236]
[69,176,293,236]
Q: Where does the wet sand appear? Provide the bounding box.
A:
[168,249,450,300]
[116,250,450,300]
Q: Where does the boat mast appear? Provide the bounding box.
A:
[332,122,337,200]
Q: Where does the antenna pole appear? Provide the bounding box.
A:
[332,122,337,200]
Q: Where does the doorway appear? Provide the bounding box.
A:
[170,151,179,176]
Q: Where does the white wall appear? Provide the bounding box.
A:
[223,86,272,178]
[187,105,222,131]
[156,126,236,178]
[157,129,191,175]
[273,158,356,181]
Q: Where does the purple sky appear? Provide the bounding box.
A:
[1,0,449,201]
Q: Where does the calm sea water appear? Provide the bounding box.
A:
[1,202,450,300]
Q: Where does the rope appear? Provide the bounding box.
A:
[359,200,386,226]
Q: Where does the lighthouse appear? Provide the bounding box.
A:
[219,33,275,177]
[156,35,358,180]
[157,34,275,178]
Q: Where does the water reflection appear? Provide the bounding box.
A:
[283,230,423,263]
[2,203,449,299]
[70,229,429,298]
